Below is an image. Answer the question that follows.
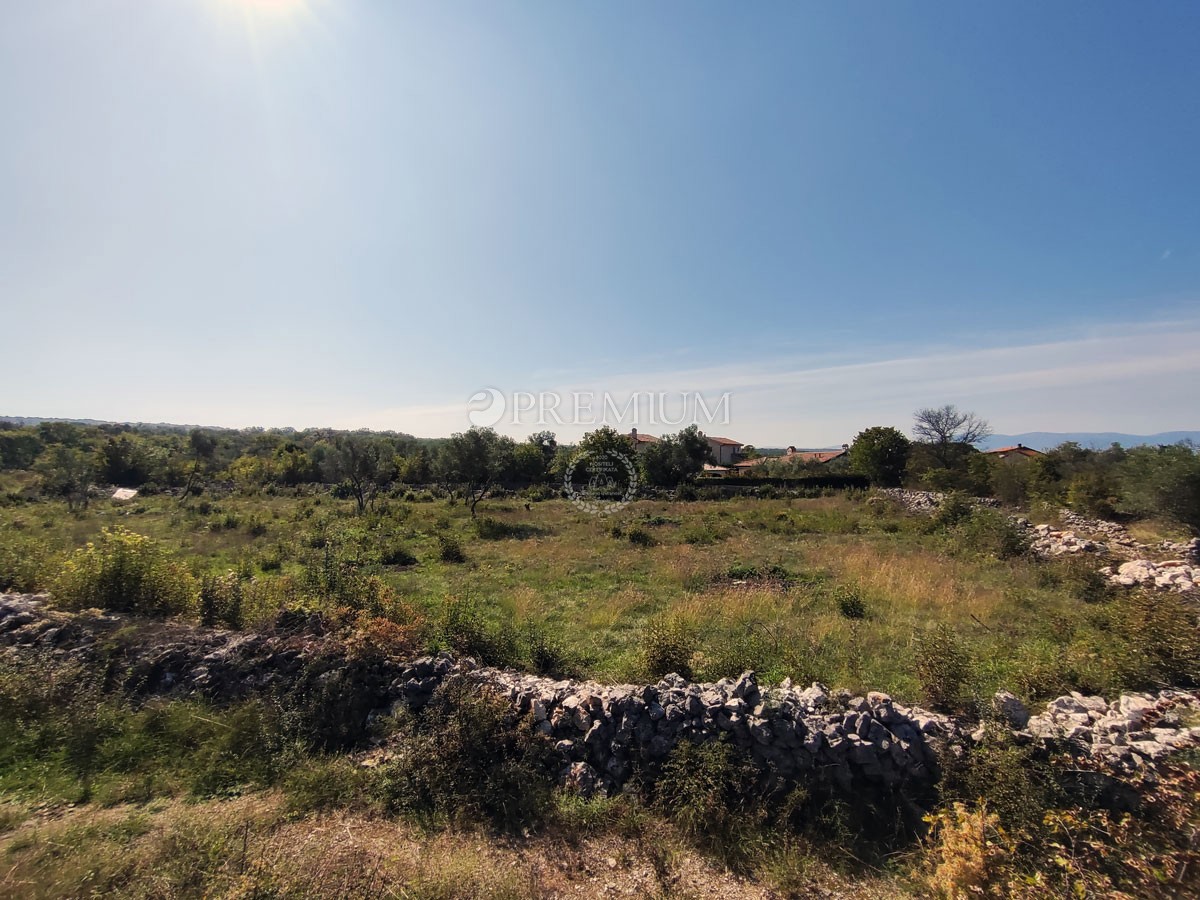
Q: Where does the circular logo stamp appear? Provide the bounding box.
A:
[467,388,506,428]
[564,449,638,515]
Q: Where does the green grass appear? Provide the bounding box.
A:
[0,489,1193,703]
[1,486,1196,898]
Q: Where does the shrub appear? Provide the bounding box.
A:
[1111,590,1200,688]
[283,756,371,814]
[189,700,288,797]
[256,545,285,573]
[726,562,792,582]
[655,739,765,860]
[682,516,727,545]
[836,586,867,620]
[1046,554,1113,603]
[53,527,194,617]
[627,526,656,547]
[941,727,1061,832]
[198,571,244,629]
[435,596,519,667]
[473,516,541,540]
[641,616,695,678]
[931,492,974,530]
[345,613,423,662]
[914,625,973,711]
[474,516,513,539]
[954,508,1030,559]
[523,622,573,677]
[0,533,52,592]
[379,542,417,567]
[373,677,555,831]
[921,802,1011,899]
[436,534,465,563]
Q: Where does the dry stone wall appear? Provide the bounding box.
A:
[2,594,1197,800]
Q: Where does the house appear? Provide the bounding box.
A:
[982,444,1043,463]
[781,445,848,465]
[699,463,731,478]
[628,429,660,454]
[706,436,743,466]
[734,445,849,471]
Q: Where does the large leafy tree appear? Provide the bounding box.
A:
[848,426,911,487]
[1116,442,1200,530]
[437,427,516,516]
[641,425,711,487]
[572,426,638,493]
[38,446,96,511]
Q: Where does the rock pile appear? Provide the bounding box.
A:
[878,489,945,513]
[1101,559,1198,593]
[1020,521,1107,556]
[876,490,1198,594]
[1021,690,1200,771]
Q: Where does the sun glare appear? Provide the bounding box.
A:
[217,0,309,21]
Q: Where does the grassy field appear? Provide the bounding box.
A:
[0,486,1190,704]
[2,486,1198,898]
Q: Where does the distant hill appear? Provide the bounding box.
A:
[0,415,214,433]
[980,432,1200,451]
[0,415,432,442]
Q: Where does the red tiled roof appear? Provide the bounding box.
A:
[707,436,743,446]
[983,445,1043,457]
[630,432,660,443]
[735,449,845,466]
[789,449,846,463]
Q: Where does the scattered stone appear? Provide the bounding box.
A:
[992,691,1030,729]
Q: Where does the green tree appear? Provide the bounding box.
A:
[0,430,43,470]
[437,427,516,516]
[527,430,558,464]
[99,436,159,486]
[577,425,634,459]
[640,425,711,487]
[1116,443,1200,530]
[572,426,638,493]
[395,448,433,484]
[324,433,394,514]
[511,441,549,484]
[180,429,218,502]
[37,446,96,511]
[848,426,911,486]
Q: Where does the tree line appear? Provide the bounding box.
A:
[845,406,1200,530]
[3,412,1197,529]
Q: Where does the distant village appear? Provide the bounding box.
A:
[625,428,1043,478]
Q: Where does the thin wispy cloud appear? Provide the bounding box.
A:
[339,317,1200,444]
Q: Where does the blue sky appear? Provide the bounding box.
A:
[2,1,1198,444]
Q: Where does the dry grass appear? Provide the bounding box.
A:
[0,794,905,899]
[822,542,1009,624]
[1126,518,1195,547]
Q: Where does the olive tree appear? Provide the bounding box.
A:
[437,427,516,516]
